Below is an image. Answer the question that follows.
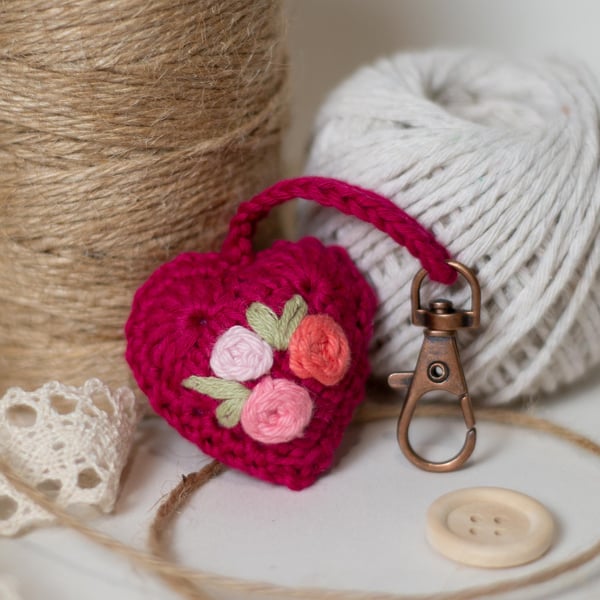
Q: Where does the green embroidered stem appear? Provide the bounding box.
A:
[182,376,250,402]
[247,295,308,350]
[215,397,245,428]
[182,376,249,428]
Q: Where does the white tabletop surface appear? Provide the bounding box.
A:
[2,369,600,600]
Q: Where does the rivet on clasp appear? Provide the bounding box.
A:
[388,260,481,472]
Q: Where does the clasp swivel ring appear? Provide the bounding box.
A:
[388,260,481,472]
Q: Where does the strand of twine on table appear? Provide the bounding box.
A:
[3,405,600,600]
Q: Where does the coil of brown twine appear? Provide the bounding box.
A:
[2,404,600,599]
[0,0,287,393]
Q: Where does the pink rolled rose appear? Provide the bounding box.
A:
[288,314,351,386]
[210,325,273,381]
[241,377,313,444]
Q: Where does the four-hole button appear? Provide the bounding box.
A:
[426,487,555,568]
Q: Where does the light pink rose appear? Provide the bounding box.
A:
[241,377,313,444]
[210,325,273,381]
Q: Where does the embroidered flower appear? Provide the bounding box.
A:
[210,325,273,381]
[288,314,351,386]
[240,377,313,444]
[183,296,344,439]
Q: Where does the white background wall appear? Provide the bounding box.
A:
[284,0,600,172]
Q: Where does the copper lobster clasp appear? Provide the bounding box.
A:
[388,261,481,472]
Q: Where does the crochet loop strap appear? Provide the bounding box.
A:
[221,176,456,284]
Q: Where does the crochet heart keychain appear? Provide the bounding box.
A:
[125,176,478,490]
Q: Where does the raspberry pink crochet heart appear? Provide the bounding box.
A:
[125,177,454,490]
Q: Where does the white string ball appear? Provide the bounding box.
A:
[302,49,600,404]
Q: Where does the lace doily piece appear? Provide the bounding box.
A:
[0,379,142,536]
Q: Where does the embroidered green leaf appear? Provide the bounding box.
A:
[246,295,308,351]
[246,302,280,348]
[215,397,244,428]
[182,376,250,402]
[279,295,308,347]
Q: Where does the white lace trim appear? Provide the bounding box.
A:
[0,379,142,536]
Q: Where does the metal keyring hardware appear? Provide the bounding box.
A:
[388,260,481,472]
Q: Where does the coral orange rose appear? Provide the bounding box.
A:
[288,314,351,386]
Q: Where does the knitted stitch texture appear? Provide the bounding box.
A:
[125,177,452,490]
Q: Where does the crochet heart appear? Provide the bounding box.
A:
[126,237,377,490]
[125,177,454,490]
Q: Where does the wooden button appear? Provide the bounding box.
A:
[426,487,555,568]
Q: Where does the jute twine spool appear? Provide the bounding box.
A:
[0,0,287,393]
[302,49,600,405]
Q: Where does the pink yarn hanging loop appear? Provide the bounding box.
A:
[221,176,456,284]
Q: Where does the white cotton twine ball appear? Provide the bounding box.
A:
[303,49,600,404]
